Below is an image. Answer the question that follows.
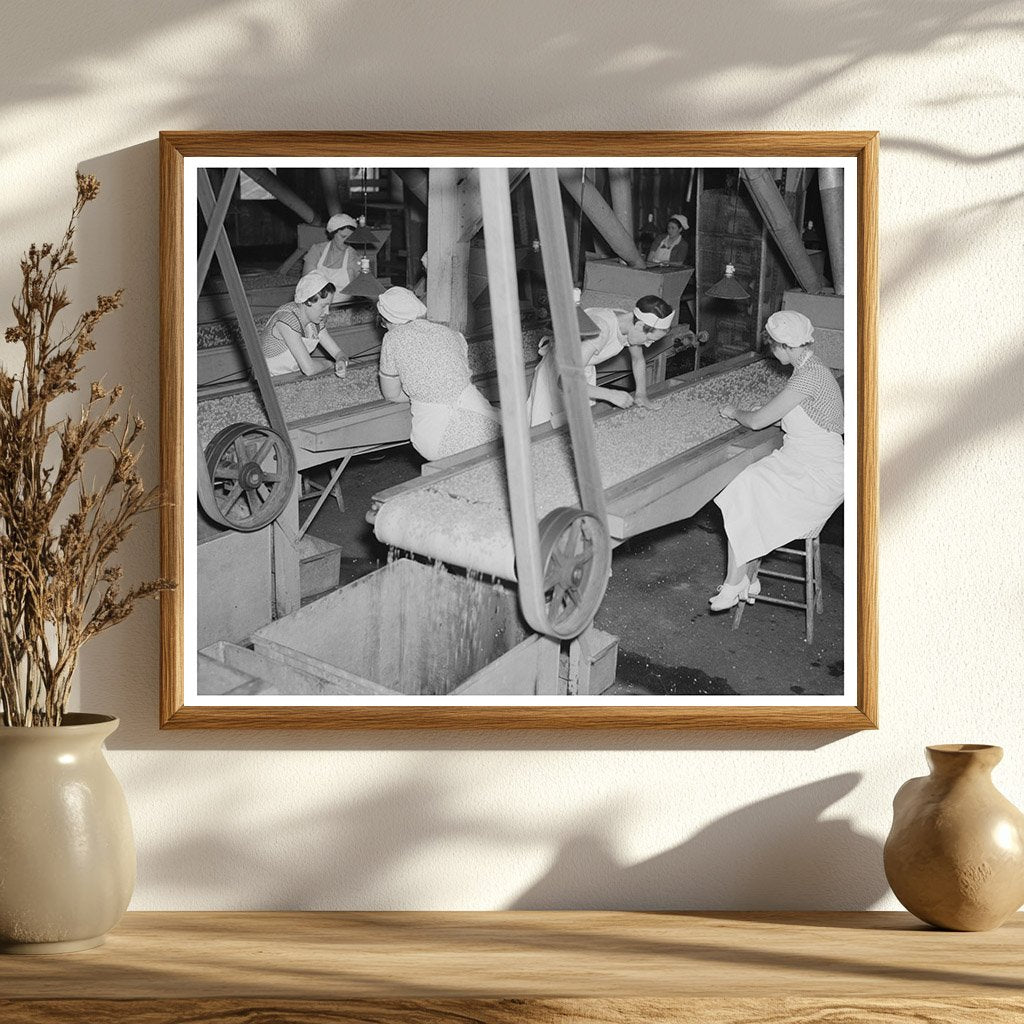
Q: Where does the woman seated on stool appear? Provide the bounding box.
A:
[710,310,844,611]
[647,214,689,267]
[376,286,501,462]
[302,213,361,293]
[260,271,349,378]
[527,295,677,427]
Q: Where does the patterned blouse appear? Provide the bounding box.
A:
[261,303,314,360]
[788,352,844,434]
[379,319,473,404]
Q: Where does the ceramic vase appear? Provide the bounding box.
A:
[0,713,135,953]
[884,744,1024,931]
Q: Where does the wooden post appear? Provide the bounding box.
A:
[244,168,319,224]
[557,169,645,268]
[819,167,844,295]
[608,167,634,241]
[426,167,469,332]
[273,491,301,619]
[741,168,823,295]
[319,168,341,218]
[586,169,612,259]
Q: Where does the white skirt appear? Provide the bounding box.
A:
[715,426,844,566]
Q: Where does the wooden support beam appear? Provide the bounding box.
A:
[426,167,469,331]
[558,168,645,268]
[458,168,529,241]
[608,167,634,241]
[819,167,845,295]
[196,168,239,295]
[319,168,341,218]
[244,168,319,224]
[741,168,823,295]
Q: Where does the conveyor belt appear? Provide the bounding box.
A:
[196,324,549,450]
[370,354,789,580]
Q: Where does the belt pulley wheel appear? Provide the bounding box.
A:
[537,507,612,640]
[204,423,296,532]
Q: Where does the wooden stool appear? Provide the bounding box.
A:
[732,534,823,643]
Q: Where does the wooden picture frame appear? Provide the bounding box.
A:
[160,131,878,730]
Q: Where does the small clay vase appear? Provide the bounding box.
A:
[884,744,1024,930]
[0,714,135,953]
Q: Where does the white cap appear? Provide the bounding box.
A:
[668,213,689,230]
[633,306,675,330]
[295,271,331,303]
[326,213,358,234]
[377,286,427,325]
[765,310,815,347]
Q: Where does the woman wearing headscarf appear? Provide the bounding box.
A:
[301,213,362,293]
[709,310,844,611]
[260,271,349,377]
[376,287,501,461]
[646,214,689,267]
[527,294,675,427]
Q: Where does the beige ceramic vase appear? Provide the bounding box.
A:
[884,744,1024,931]
[0,713,135,953]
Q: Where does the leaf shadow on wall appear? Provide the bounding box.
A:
[131,761,886,911]
[510,774,887,910]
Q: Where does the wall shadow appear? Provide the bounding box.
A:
[510,774,886,910]
[130,764,889,912]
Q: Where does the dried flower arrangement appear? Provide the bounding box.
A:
[0,174,173,726]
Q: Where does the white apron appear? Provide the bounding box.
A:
[411,383,500,461]
[526,310,625,426]
[715,404,844,566]
[316,242,353,293]
[264,323,320,376]
[650,235,682,264]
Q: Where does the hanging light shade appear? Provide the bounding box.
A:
[341,257,387,299]
[705,263,749,300]
[342,224,380,249]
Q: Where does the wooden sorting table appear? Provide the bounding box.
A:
[373,353,784,553]
[1,911,1020,1022]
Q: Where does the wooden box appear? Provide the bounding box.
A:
[298,534,343,600]
[782,288,844,330]
[197,526,273,649]
[583,258,693,311]
[251,558,617,697]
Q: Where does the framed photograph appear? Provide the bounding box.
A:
[160,131,877,729]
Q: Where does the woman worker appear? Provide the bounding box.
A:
[647,214,689,267]
[301,213,362,293]
[709,310,844,611]
[260,271,349,377]
[527,295,675,427]
[376,286,502,461]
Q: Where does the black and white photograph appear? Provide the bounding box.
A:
[163,137,875,727]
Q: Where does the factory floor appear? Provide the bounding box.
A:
[303,444,845,699]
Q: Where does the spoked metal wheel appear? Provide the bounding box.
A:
[537,507,612,640]
[204,423,296,531]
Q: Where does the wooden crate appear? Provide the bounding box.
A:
[198,641,366,696]
[782,289,844,330]
[298,534,342,601]
[583,259,693,311]
[251,558,616,697]
[198,526,273,649]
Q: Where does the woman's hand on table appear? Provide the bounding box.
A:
[634,394,662,412]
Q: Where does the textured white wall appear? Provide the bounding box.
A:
[2,0,1022,910]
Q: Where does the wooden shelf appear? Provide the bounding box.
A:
[1,911,1021,1022]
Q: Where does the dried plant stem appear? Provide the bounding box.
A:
[0,174,174,727]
